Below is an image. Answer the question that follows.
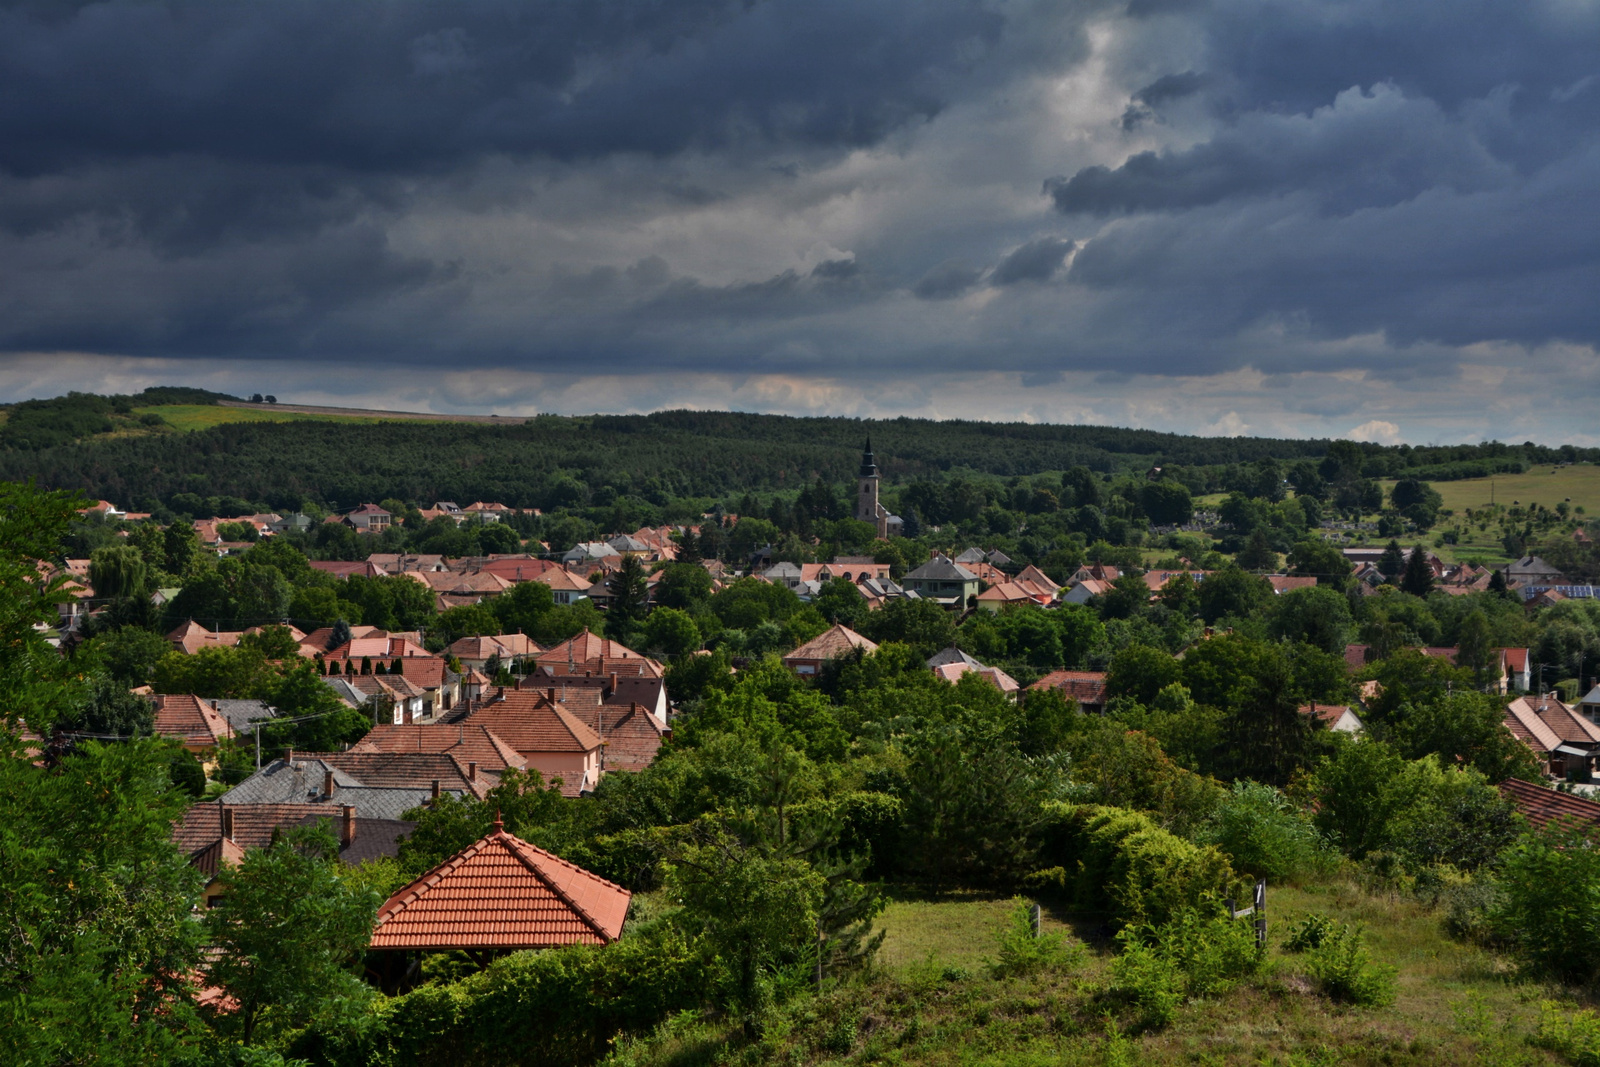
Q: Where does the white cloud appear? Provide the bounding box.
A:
[1344,420,1403,445]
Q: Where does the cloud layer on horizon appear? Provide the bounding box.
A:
[1,0,1597,444]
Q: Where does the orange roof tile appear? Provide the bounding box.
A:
[462,692,602,757]
[1499,777,1600,832]
[351,723,527,773]
[153,694,235,746]
[1029,670,1109,706]
[372,825,628,951]
[783,624,878,663]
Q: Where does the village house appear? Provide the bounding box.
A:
[447,633,543,672]
[1028,670,1109,714]
[903,554,980,608]
[222,749,493,817]
[1504,694,1600,779]
[782,624,878,677]
[344,503,392,533]
[1300,702,1364,734]
[455,689,604,795]
[926,647,1020,697]
[151,694,237,765]
[367,821,628,987]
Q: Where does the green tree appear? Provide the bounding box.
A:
[1287,538,1350,585]
[1494,824,1600,984]
[88,543,148,602]
[642,606,703,659]
[1377,540,1405,579]
[811,576,867,629]
[80,625,172,687]
[1139,481,1193,526]
[666,824,826,1035]
[653,562,714,612]
[606,554,650,638]
[0,740,205,1062]
[1400,544,1434,597]
[204,824,378,1044]
[1196,565,1271,624]
[55,674,156,737]
[1236,528,1278,571]
[1268,586,1354,654]
[1106,643,1182,705]
[857,598,955,658]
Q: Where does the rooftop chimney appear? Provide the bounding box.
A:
[547,687,557,703]
[324,769,335,798]
[286,747,294,767]
[341,804,355,847]
[221,806,234,842]
[609,672,618,695]
[430,779,440,803]
[468,761,477,781]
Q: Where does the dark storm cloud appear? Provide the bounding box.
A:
[0,0,1597,411]
[0,0,1000,173]
[991,236,1075,285]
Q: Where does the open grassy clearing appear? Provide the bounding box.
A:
[133,404,388,432]
[614,882,1587,1067]
[1419,465,1600,517]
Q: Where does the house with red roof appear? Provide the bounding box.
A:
[345,503,392,532]
[1299,702,1364,734]
[368,820,629,984]
[459,690,604,795]
[782,624,878,677]
[1028,671,1109,714]
[1498,777,1599,834]
[1504,694,1600,779]
[152,694,236,760]
[166,620,245,655]
[350,723,529,776]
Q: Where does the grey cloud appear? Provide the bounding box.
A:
[1051,83,1509,216]
[992,237,1075,285]
[912,260,982,300]
[1122,71,1211,129]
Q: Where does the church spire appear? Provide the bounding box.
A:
[859,436,878,477]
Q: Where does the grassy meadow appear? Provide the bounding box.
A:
[612,881,1584,1067]
[132,404,388,432]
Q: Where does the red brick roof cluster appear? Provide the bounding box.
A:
[371,825,630,951]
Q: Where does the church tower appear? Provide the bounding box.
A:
[857,437,882,529]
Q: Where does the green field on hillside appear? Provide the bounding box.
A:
[132,404,387,432]
[1403,465,1600,518]
[620,881,1572,1067]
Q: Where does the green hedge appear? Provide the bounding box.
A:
[291,921,707,1067]
[1032,803,1248,928]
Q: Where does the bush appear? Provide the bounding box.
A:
[1283,913,1337,954]
[1492,825,1600,984]
[1442,880,1504,946]
[1304,925,1397,1008]
[987,898,1084,979]
[1200,781,1337,884]
[1107,907,1263,1029]
[1533,1000,1600,1067]
[1040,804,1249,929]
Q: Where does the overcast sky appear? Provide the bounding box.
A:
[2,0,1597,444]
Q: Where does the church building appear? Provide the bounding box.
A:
[856,438,904,540]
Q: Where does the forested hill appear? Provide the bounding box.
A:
[0,395,1587,513]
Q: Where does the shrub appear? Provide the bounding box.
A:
[1107,908,1263,1029]
[1040,803,1249,929]
[1107,938,1184,1029]
[1200,780,1337,884]
[988,898,1084,979]
[1304,925,1397,1007]
[1492,824,1600,984]
[1442,880,1504,947]
[1533,1000,1600,1067]
[1283,913,1338,954]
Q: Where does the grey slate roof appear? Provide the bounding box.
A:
[212,699,277,732]
[287,815,416,864]
[905,556,977,582]
[927,646,985,670]
[219,758,466,819]
[954,548,987,564]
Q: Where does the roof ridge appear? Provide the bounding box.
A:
[499,832,617,942]
[377,834,491,925]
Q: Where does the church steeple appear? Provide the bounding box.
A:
[859,436,878,478]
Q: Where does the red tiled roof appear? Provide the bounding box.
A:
[371,825,629,951]
[539,655,665,680]
[351,723,528,773]
[1504,648,1530,673]
[189,836,248,879]
[166,620,244,655]
[1299,703,1353,725]
[783,624,878,663]
[593,703,667,772]
[932,661,1020,693]
[1498,777,1600,832]
[537,629,646,666]
[1266,575,1318,594]
[172,801,333,853]
[1504,697,1566,754]
[153,694,235,747]
[463,691,602,756]
[448,634,543,661]
[315,751,494,798]
[1029,670,1109,706]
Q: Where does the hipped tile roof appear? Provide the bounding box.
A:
[783,624,878,662]
[351,723,527,773]
[1499,777,1600,832]
[153,694,235,747]
[1029,670,1109,706]
[371,825,629,951]
[462,691,602,756]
